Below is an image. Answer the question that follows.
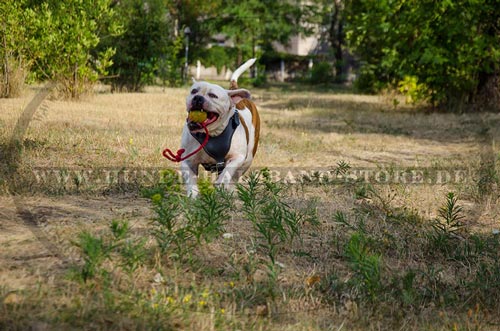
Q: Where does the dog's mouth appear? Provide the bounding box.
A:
[187,110,219,131]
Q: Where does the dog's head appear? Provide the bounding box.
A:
[186,80,251,136]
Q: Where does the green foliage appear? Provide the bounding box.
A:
[149,172,233,260]
[101,0,181,91]
[216,0,316,64]
[74,231,110,282]
[157,35,185,87]
[334,210,367,234]
[26,0,121,98]
[309,62,334,85]
[432,192,465,238]
[345,0,500,110]
[202,46,238,75]
[72,220,146,282]
[182,187,233,245]
[142,169,182,199]
[237,169,316,269]
[428,192,466,258]
[197,176,215,196]
[345,232,382,300]
[250,70,267,87]
[166,0,223,65]
[399,270,418,306]
[397,76,428,105]
[0,0,28,97]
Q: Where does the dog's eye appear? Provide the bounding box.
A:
[191,89,198,95]
[208,93,218,99]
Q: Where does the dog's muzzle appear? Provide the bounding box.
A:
[191,95,205,110]
[187,95,219,130]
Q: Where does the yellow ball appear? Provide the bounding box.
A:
[188,110,207,123]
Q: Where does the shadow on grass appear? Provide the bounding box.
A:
[262,95,499,143]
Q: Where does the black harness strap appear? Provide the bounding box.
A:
[191,111,240,174]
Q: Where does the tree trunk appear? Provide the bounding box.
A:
[329,0,345,83]
[251,36,256,78]
[473,72,500,112]
[2,22,9,97]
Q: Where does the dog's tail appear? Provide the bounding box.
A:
[229,58,256,89]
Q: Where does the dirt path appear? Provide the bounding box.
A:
[0,195,152,291]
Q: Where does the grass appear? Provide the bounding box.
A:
[0,82,500,330]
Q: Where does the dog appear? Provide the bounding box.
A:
[180,59,260,197]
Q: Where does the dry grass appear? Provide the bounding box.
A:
[0,83,500,330]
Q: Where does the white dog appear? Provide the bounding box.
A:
[180,59,260,197]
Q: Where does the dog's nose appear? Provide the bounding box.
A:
[192,95,205,109]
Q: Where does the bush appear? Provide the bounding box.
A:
[0,1,27,98]
[309,61,334,85]
[345,0,500,110]
[201,46,238,75]
[102,0,180,91]
[25,0,120,99]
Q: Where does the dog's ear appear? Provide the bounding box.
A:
[227,88,251,104]
[191,77,197,84]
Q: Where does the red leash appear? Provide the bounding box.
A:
[162,123,209,162]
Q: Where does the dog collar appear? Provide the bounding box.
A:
[190,110,240,173]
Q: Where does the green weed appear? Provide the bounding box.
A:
[344,232,382,300]
[72,219,145,282]
[238,170,305,267]
[430,192,466,255]
[73,231,111,282]
[149,171,232,261]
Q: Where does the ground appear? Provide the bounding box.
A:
[0,83,499,330]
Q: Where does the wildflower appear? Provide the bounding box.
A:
[198,300,207,307]
[183,294,192,303]
[151,194,162,204]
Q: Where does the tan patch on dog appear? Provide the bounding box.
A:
[229,80,239,90]
[236,99,260,157]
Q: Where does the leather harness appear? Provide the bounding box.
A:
[190,111,241,174]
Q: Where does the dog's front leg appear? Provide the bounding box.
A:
[181,160,199,198]
[216,155,246,190]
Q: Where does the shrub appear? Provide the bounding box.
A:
[26,0,121,99]
[344,232,382,300]
[345,0,500,110]
[309,61,334,85]
[0,1,27,98]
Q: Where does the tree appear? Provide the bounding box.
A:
[327,1,346,82]
[166,0,222,63]
[100,0,179,91]
[0,0,28,97]
[26,0,120,98]
[344,0,500,111]
[315,0,347,82]
[215,0,316,70]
